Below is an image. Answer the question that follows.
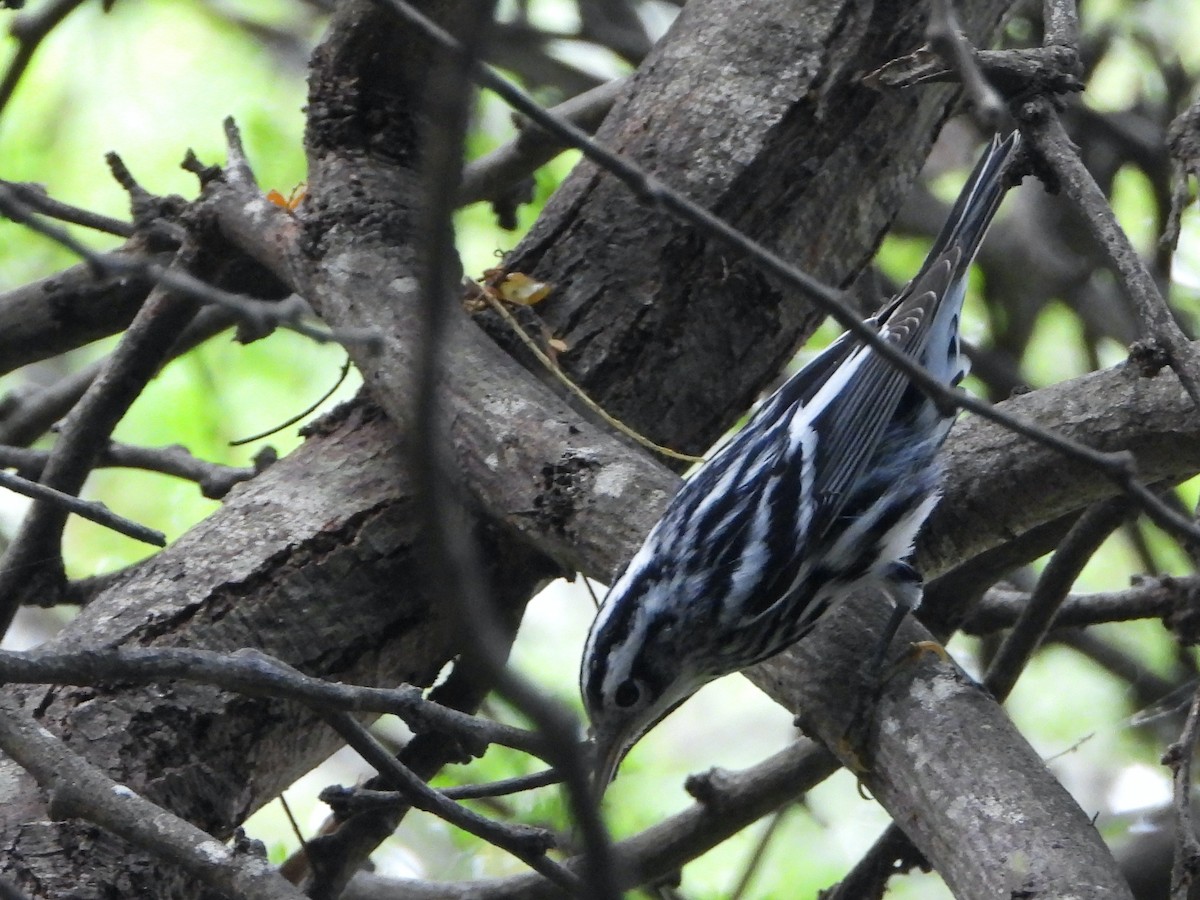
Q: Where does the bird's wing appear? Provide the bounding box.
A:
[799,132,1021,538]
[804,253,958,538]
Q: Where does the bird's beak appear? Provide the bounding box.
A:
[590,731,629,799]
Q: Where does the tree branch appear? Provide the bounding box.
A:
[0,694,307,900]
[963,576,1200,634]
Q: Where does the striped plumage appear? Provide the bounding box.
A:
[581,133,1022,790]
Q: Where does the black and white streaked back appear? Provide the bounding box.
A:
[581,133,1023,789]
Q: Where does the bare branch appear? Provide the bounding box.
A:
[458,76,625,208]
[0,0,88,119]
[0,645,546,757]
[984,497,1131,701]
[0,252,171,376]
[0,469,164,545]
[1019,98,1200,411]
[0,179,133,236]
[320,711,578,891]
[319,768,564,817]
[0,694,307,900]
[926,0,1004,129]
[964,576,1200,634]
[1166,688,1200,898]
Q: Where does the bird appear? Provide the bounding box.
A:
[579,132,1023,791]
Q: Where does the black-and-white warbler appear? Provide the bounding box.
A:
[580,133,1022,789]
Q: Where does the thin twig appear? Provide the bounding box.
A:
[230,355,352,446]
[0,469,164,546]
[729,807,789,900]
[396,2,621,897]
[0,0,87,121]
[277,794,312,871]
[0,441,258,501]
[320,711,579,892]
[378,0,1200,548]
[926,0,1005,129]
[458,76,625,207]
[440,767,562,800]
[0,179,133,237]
[582,576,601,610]
[480,289,702,463]
[0,645,548,758]
[321,766,561,814]
[1019,98,1200,411]
[984,497,1130,701]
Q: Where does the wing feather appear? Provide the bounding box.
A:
[806,258,957,535]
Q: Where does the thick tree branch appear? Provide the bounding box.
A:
[0,695,307,900]
[0,251,170,375]
[747,597,1133,899]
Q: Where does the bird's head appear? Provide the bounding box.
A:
[580,566,704,794]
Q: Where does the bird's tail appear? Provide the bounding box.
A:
[909,132,1022,393]
[922,131,1022,278]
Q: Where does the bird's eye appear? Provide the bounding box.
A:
[614,679,641,708]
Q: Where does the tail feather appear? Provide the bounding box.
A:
[921,131,1022,279]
